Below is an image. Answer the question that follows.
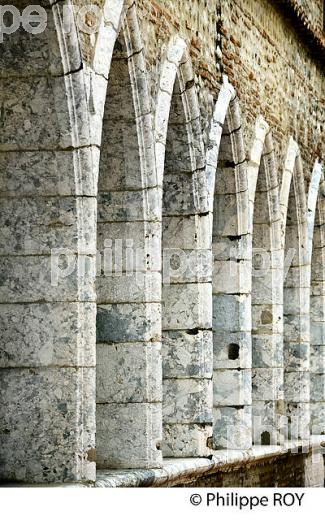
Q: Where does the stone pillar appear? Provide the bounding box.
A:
[212,98,252,450]
[281,145,310,441]
[159,48,213,457]
[0,6,96,483]
[95,12,163,469]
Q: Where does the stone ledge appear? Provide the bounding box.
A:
[95,436,325,487]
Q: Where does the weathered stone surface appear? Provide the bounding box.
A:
[97,303,161,343]
[252,334,283,368]
[163,379,213,423]
[163,423,212,457]
[0,367,95,483]
[162,330,213,378]
[213,294,251,332]
[97,342,161,403]
[252,368,284,401]
[0,255,96,303]
[0,302,95,367]
[213,406,252,450]
[214,330,251,369]
[96,403,162,469]
[214,369,252,406]
[162,283,212,330]
[96,272,161,304]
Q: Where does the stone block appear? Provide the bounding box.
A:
[0,255,96,303]
[163,423,212,457]
[252,400,285,445]
[284,343,309,371]
[286,402,310,441]
[310,403,325,435]
[0,367,95,483]
[213,405,252,449]
[163,378,213,424]
[96,342,161,404]
[213,330,251,369]
[97,221,161,273]
[96,272,161,304]
[284,371,310,402]
[213,369,252,406]
[0,148,99,197]
[0,302,95,368]
[213,259,251,294]
[96,402,162,469]
[163,249,212,284]
[162,330,213,379]
[213,294,251,333]
[310,373,325,402]
[96,303,161,343]
[310,345,325,374]
[98,187,161,222]
[284,314,310,343]
[0,196,96,255]
[162,214,211,250]
[162,283,212,330]
[252,334,283,368]
[252,368,284,401]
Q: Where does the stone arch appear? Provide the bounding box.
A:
[95,3,162,470]
[307,161,325,435]
[156,37,213,457]
[248,118,284,446]
[280,139,310,440]
[209,78,252,450]
[0,1,96,483]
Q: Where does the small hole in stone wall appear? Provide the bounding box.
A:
[228,343,240,360]
[156,441,161,451]
[261,431,271,445]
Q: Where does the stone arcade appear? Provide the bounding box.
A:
[0,0,324,487]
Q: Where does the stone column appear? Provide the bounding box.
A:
[0,5,96,483]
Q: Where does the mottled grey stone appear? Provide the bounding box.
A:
[286,402,310,440]
[98,188,161,222]
[163,379,213,424]
[311,403,325,434]
[0,148,99,197]
[310,345,325,374]
[284,343,309,371]
[213,405,252,449]
[252,368,284,401]
[252,334,283,368]
[310,373,325,402]
[0,302,95,367]
[0,197,96,255]
[213,294,251,333]
[162,330,213,378]
[214,369,252,406]
[96,402,162,469]
[252,401,285,445]
[213,330,251,369]
[0,367,95,483]
[96,272,161,304]
[96,342,161,403]
[284,371,310,402]
[163,423,212,457]
[0,255,96,303]
[162,283,212,330]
